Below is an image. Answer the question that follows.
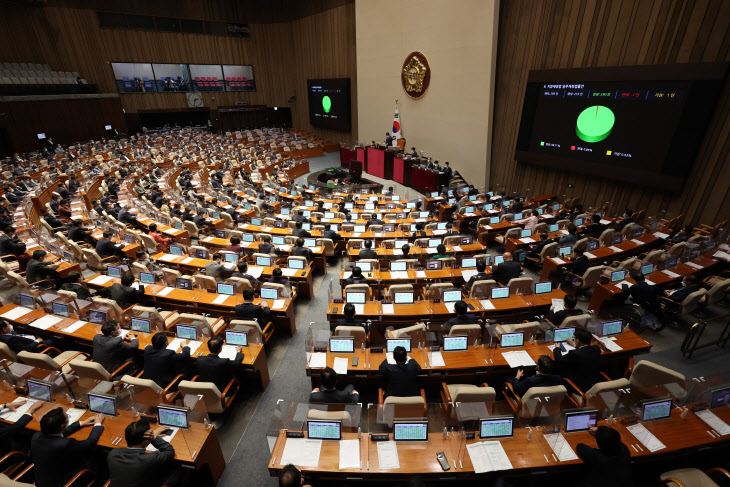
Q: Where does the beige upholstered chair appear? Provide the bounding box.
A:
[18,349,89,375]
[660,467,730,487]
[627,359,685,389]
[306,409,353,426]
[388,284,414,301]
[178,313,226,336]
[120,375,180,404]
[333,325,367,345]
[441,382,496,415]
[559,313,592,329]
[469,279,497,299]
[125,305,179,330]
[568,377,631,408]
[229,319,273,344]
[178,378,238,414]
[504,384,567,419]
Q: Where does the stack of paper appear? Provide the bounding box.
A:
[342,271,352,280]
[466,441,513,473]
[389,271,409,280]
[66,408,86,424]
[415,270,427,279]
[552,258,566,265]
[653,232,670,239]
[157,254,176,262]
[662,269,680,278]
[594,336,623,352]
[461,269,479,281]
[333,357,349,375]
[444,302,456,313]
[156,287,175,296]
[30,315,63,330]
[453,245,463,252]
[377,441,400,470]
[479,299,495,310]
[626,423,665,451]
[89,275,115,285]
[695,409,730,436]
[308,353,327,369]
[280,438,322,467]
[381,304,395,314]
[247,266,265,278]
[278,244,292,251]
[519,237,535,244]
[686,261,704,270]
[600,219,612,225]
[501,351,536,368]
[386,354,412,365]
[219,344,239,360]
[551,299,564,311]
[543,433,579,461]
[614,280,632,290]
[630,239,644,245]
[201,236,215,242]
[212,294,229,305]
[281,268,298,277]
[163,228,178,235]
[0,398,37,422]
[1,307,33,320]
[425,248,437,254]
[714,251,730,261]
[166,338,186,351]
[339,439,360,469]
[353,304,364,315]
[430,351,445,367]
[272,299,286,310]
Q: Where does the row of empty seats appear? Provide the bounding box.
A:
[0,62,85,85]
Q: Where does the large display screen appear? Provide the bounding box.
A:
[515,63,727,191]
[307,78,351,131]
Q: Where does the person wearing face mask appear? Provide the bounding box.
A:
[0,319,44,353]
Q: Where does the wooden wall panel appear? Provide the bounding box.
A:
[492,0,730,227]
[0,0,356,143]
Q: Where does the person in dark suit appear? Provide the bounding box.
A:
[526,233,551,259]
[322,223,342,243]
[107,420,180,487]
[93,320,139,376]
[413,223,427,238]
[26,250,59,285]
[465,260,492,292]
[279,464,313,487]
[492,252,522,284]
[231,260,261,287]
[345,266,369,285]
[369,214,385,226]
[559,224,579,246]
[109,273,145,308]
[143,332,190,388]
[196,336,243,392]
[292,210,310,223]
[506,355,563,396]
[0,226,19,255]
[117,205,137,225]
[68,220,93,245]
[309,367,359,403]
[443,161,453,179]
[553,327,601,393]
[334,303,366,331]
[581,214,603,238]
[0,319,44,353]
[60,271,93,300]
[234,287,271,327]
[258,235,276,254]
[193,210,209,229]
[443,300,478,334]
[547,294,583,327]
[0,400,43,455]
[379,346,421,398]
[576,426,634,487]
[291,238,314,261]
[31,408,105,487]
[96,230,124,259]
[358,239,378,259]
[664,274,701,304]
[614,209,634,233]
[570,247,591,278]
[622,270,662,316]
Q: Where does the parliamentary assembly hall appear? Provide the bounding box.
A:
[0,0,729,486]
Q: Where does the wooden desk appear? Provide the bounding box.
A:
[347,243,487,263]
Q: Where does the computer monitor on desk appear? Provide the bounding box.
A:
[195,248,209,259]
[443,290,462,303]
[564,409,598,432]
[346,291,366,304]
[176,325,197,341]
[139,272,156,285]
[387,338,411,353]
[426,260,442,270]
[611,270,626,283]
[28,379,53,402]
[88,309,107,325]
[217,283,235,296]
[19,293,35,309]
[329,337,354,353]
[553,327,575,343]
[493,255,504,265]
[176,277,193,290]
[393,421,428,441]
[130,318,151,334]
[52,302,69,318]
[394,292,414,304]
[711,386,730,409]
[500,332,524,348]
[602,320,623,336]
[88,393,117,416]
[641,264,654,275]
[307,420,342,440]
[169,245,183,256]
[491,287,509,299]
[443,335,468,351]
[535,281,552,295]
[390,261,407,272]
[479,416,514,439]
[640,398,672,421]
[462,257,477,269]
[107,266,122,278]
[225,330,248,347]
[158,405,189,429]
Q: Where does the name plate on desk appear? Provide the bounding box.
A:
[286,431,305,438]
[370,434,389,441]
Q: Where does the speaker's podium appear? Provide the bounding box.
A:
[349,160,363,182]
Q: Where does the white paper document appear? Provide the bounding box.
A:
[519,237,535,244]
[584,252,597,259]
[467,441,513,473]
[686,261,704,270]
[89,275,115,285]
[147,427,179,451]
[551,299,564,311]
[353,304,364,315]
[595,336,623,352]
[429,351,445,367]
[381,304,394,314]
[416,270,427,278]
[662,270,680,278]
[713,251,730,261]
[479,299,495,310]
[614,280,633,291]
[272,299,286,310]
[279,244,292,251]
[425,247,437,254]
[653,232,670,239]
[444,302,456,314]
[157,254,176,262]
[389,271,409,280]
[30,315,63,330]
[247,266,264,278]
[552,258,566,265]
[66,408,86,424]
[544,432,579,461]
[608,246,623,253]
[212,294,229,305]
[600,219,612,225]
[201,236,215,242]
[626,423,665,452]
[181,257,195,264]
[63,320,88,334]
[461,269,479,281]
[1,307,33,320]
[156,287,175,296]
[631,239,644,245]
[501,350,536,368]
[386,354,412,365]
[163,228,178,235]
[695,409,730,436]
[166,338,185,351]
[377,441,400,470]
[280,438,322,467]
[452,245,463,252]
[308,352,327,369]
[0,398,37,423]
[281,268,298,277]
[333,357,349,375]
[219,344,239,360]
[339,439,360,469]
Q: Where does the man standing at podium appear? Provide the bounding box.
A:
[385,132,394,147]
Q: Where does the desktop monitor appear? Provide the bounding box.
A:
[269,196,276,202]
[564,409,598,433]
[52,302,69,318]
[665,256,679,269]
[88,392,117,416]
[548,224,559,233]
[19,293,35,309]
[37,133,46,139]
[634,228,644,238]
[123,234,133,244]
[465,206,475,214]
[217,283,235,296]
[406,202,416,209]
[225,330,248,347]
[469,195,478,201]
[443,290,462,303]
[502,201,511,207]
[602,320,623,336]
[329,337,355,353]
[273,236,286,245]
[130,318,151,334]
[419,211,430,218]
[365,203,375,211]
[430,192,439,198]
[174,222,184,231]
[426,260,442,270]
[485,204,494,211]
[461,236,474,245]
[324,202,333,209]
[553,327,575,343]
[158,405,189,429]
[302,223,311,231]
[574,218,584,227]
[613,234,624,245]
[392,195,400,201]
[436,222,448,230]
[325,212,336,219]
[514,213,523,220]
[641,398,673,422]
[261,287,279,300]
[394,292,414,304]
[27,379,53,402]
[382,224,395,232]
[303,238,317,248]
[586,240,599,251]
[535,208,543,215]
[386,338,411,353]
[251,218,263,226]
[462,257,477,268]
[305,200,315,207]
[195,248,209,259]
[428,239,441,248]
[559,246,572,257]
[491,287,509,299]
[281,208,291,215]
[552,203,560,212]
[140,272,155,285]
[176,278,193,290]
[256,256,272,267]
[493,255,504,265]
[490,217,500,225]
[345,202,354,210]
[500,332,524,348]
[354,225,367,233]
[357,261,372,272]
[520,229,532,238]
[710,386,730,409]
[443,335,468,352]
[169,245,183,256]
[307,420,342,440]
[611,270,626,283]
[346,291,366,304]
[479,416,514,439]
[390,261,407,272]
[211,212,220,220]
[535,281,552,295]
[393,421,428,441]
[176,325,197,341]
[223,253,238,264]
[89,310,107,325]
[394,240,408,249]
[242,233,255,242]
[641,264,654,275]
[107,266,122,278]
[289,259,304,270]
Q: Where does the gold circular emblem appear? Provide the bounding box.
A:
[401,51,430,99]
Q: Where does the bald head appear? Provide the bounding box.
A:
[503,252,513,261]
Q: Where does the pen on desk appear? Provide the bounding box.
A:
[630,444,638,453]
[459,460,463,469]
[635,443,643,452]
[272,456,276,465]
[543,454,549,463]
[551,453,557,463]
[191,450,197,459]
[707,430,717,438]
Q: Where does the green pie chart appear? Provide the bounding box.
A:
[576,105,614,143]
[322,95,332,113]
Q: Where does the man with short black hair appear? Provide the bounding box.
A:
[107,420,180,487]
[279,464,312,487]
[379,346,421,397]
[614,209,634,232]
[96,230,124,259]
[322,223,342,243]
[259,234,275,254]
[196,335,243,392]
[309,366,359,403]
[547,294,583,327]
[443,300,478,334]
[93,319,139,375]
[335,303,366,330]
[571,247,590,277]
[293,220,311,238]
[206,252,224,280]
[60,271,93,299]
[345,266,368,285]
[506,355,562,396]
[0,319,44,353]
[559,224,579,246]
[109,273,145,308]
[359,239,377,259]
[433,244,449,260]
[26,250,59,284]
[465,260,492,291]
[143,332,190,387]
[553,327,601,393]
[292,237,314,261]
[68,220,93,245]
[232,260,260,287]
[234,287,271,326]
[576,426,633,487]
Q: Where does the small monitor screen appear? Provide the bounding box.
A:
[107,266,122,278]
[261,287,278,300]
[325,212,335,219]
[535,282,552,294]
[158,406,189,429]
[559,246,572,257]
[131,318,151,333]
[514,213,523,220]
[303,238,317,248]
[465,206,475,214]
[176,325,197,341]
[491,287,509,299]
[52,302,69,318]
[641,398,672,421]
[123,234,133,244]
[574,218,584,227]
[354,225,367,233]
[140,272,155,285]
[428,239,441,248]
[443,290,461,303]
[565,409,598,432]
[500,332,524,348]
[602,320,623,336]
[273,236,285,245]
[462,257,477,268]
[365,203,375,211]
[553,327,575,343]
[216,230,227,238]
[242,233,255,242]
[586,240,599,251]
[461,236,474,245]
[225,331,248,346]
[329,337,355,353]
[390,261,407,271]
[406,202,415,209]
[493,255,504,265]
[641,264,654,275]
[195,249,209,259]
[419,211,430,218]
[383,224,395,232]
[393,421,428,441]
[611,270,626,283]
[88,393,117,416]
[256,256,272,267]
[490,217,500,225]
[394,292,414,304]
[37,133,46,139]
[302,223,311,231]
[217,283,234,296]
[251,218,262,226]
[307,420,342,440]
[89,310,107,324]
[479,416,514,439]
[710,386,730,409]
[386,338,411,353]
[174,222,184,231]
[27,379,52,402]
[665,256,678,269]
[521,229,532,238]
[289,259,304,270]
[176,278,193,290]
[169,246,183,256]
[281,208,291,215]
[19,293,35,309]
[426,260,442,270]
[613,234,624,245]
[548,224,559,233]
[443,335,468,351]
[356,262,372,272]
[394,240,408,249]
[224,253,238,263]
[104,125,112,130]
[346,292,366,304]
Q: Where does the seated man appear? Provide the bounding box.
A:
[614,209,633,232]
[68,220,93,245]
[231,260,261,287]
[575,426,633,487]
[526,233,551,259]
[234,287,271,327]
[553,327,601,393]
[465,260,492,291]
[443,300,478,334]
[96,230,124,259]
[664,274,701,304]
[358,239,378,259]
[345,266,368,285]
[433,244,449,260]
[60,271,93,300]
[267,267,290,291]
[227,235,242,253]
[558,224,579,246]
[107,420,180,487]
[26,250,60,285]
[506,355,562,396]
[292,238,314,261]
[109,272,145,308]
[205,253,224,280]
[379,345,421,398]
[622,270,662,317]
[258,235,276,254]
[196,336,243,392]
[292,220,311,238]
[492,252,522,283]
[571,247,590,277]
[335,303,366,331]
[581,214,603,238]
[143,332,190,388]
[443,222,458,237]
[0,400,43,456]
[0,319,44,353]
[547,294,583,327]
[322,223,342,243]
[93,319,139,376]
[279,464,313,487]
[309,366,360,404]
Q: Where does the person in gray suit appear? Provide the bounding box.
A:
[205,252,225,280]
[92,320,139,376]
[309,367,359,404]
[107,420,180,487]
[26,250,59,285]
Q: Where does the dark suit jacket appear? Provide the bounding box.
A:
[582,223,603,237]
[309,384,359,404]
[322,230,342,242]
[68,226,92,243]
[443,314,479,333]
[143,346,190,387]
[553,345,602,392]
[466,271,492,291]
[0,333,42,353]
[109,283,145,308]
[624,281,661,313]
[26,259,58,284]
[667,284,700,304]
[292,246,313,261]
[96,238,121,259]
[107,437,176,487]
[615,217,633,232]
[292,228,311,238]
[507,372,563,396]
[571,255,590,277]
[493,261,522,284]
[334,317,366,331]
[345,276,369,285]
[195,353,243,391]
[547,308,583,327]
[31,423,104,487]
[258,242,275,254]
[0,412,32,455]
[59,282,92,300]
[234,302,270,326]
[379,359,422,397]
[576,443,633,487]
[359,249,378,259]
[0,235,18,255]
[93,334,139,373]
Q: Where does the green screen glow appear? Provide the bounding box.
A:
[322,95,332,113]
